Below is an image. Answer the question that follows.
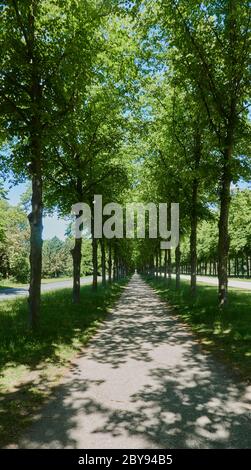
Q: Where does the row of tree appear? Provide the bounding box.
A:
[180,190,251,278]
[0,1,137,326]
[0,196,133,283]
[133,0,250,301]
[0,1,250,327]
[137,189,251,280]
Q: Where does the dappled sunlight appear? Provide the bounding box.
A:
[0,281,128,447]
[14,275,251,449]
[147,276,251,378]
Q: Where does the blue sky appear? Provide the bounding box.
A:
[5,182,69,240]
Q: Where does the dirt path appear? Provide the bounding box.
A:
[17,274,251,449]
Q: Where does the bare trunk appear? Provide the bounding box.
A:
[246,255,250,278]
[159,250,162,278]
[218,0,237,306]
[164,250,167,279]
[113,244,117,282]
[71,237,82,304]
[168,250,172,284]
[175,245,181,290]
[108,242,112,284]
[28,164,43,328]
[92,223,98,291]
[101,239,106,287]
[218,145,232,306]
[190,127,201,296]
[28,7,43,329]
[190,179,198,296]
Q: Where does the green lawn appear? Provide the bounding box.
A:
[0,276,73,289]
[0,279,128,447]
[179,275,251,283]
[146,276,251,382]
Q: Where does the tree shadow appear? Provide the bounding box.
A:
[12,276,251,449]
[0,282,125,375]
[0,287,28,298]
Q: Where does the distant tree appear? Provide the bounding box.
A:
[0,198,30,282]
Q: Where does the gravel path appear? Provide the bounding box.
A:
[18,274,251,449]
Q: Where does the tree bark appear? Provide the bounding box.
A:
[190,179,198,296]
[246,255,250,278]
[71,237,82,304]
[159,249,162,278]
[100,239,106,286]
[27,4,43,329]
[218,0,237,306]
[113,244,117,282]
[218,142,232,306]
[164,250,167,280]
[175,245,181,290]
[168,250,172,284]
[92,220,98,290]
[108,241,112,284]
[28,163,43,328]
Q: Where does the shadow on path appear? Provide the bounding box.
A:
[16,275,251,449]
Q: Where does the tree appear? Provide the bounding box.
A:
[0,0,112,325]
[0,197,30,282]
[43,12,137,301]
[159,0,250,305]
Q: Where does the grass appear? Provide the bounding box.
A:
[145,276,251,382]
[0,278,129,447]
[178,274,251,283]
[0,276,73,289]
[227,277,251,283]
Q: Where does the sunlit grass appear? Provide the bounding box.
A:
[0,276,73,289]
[146,276,251,381]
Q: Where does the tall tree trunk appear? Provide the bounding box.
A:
[91,210,98,290]
[190,178,198,296]
[28,162,43,328]
[246,255,250,278]
[71,237,82,304]
[113,244,117,282]
[28,6,43,329]
[71,178,83,304]
[218,0,237,306]
[151,255,154,277]
[218,141,232,306]
[164,250,167,280]
[159,249,162,278]
[168,250,172,284]
[228,258,231,277]
[116,257,119,280]
[108,241,112,284]
[190,128,201,296]
[100,239,106,286]
[175,245,181,290]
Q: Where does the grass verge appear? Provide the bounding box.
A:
[0,278,129,447]
[145,276,251,382]
[0,276,73,289]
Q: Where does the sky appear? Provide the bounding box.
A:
[5,182,69,240]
